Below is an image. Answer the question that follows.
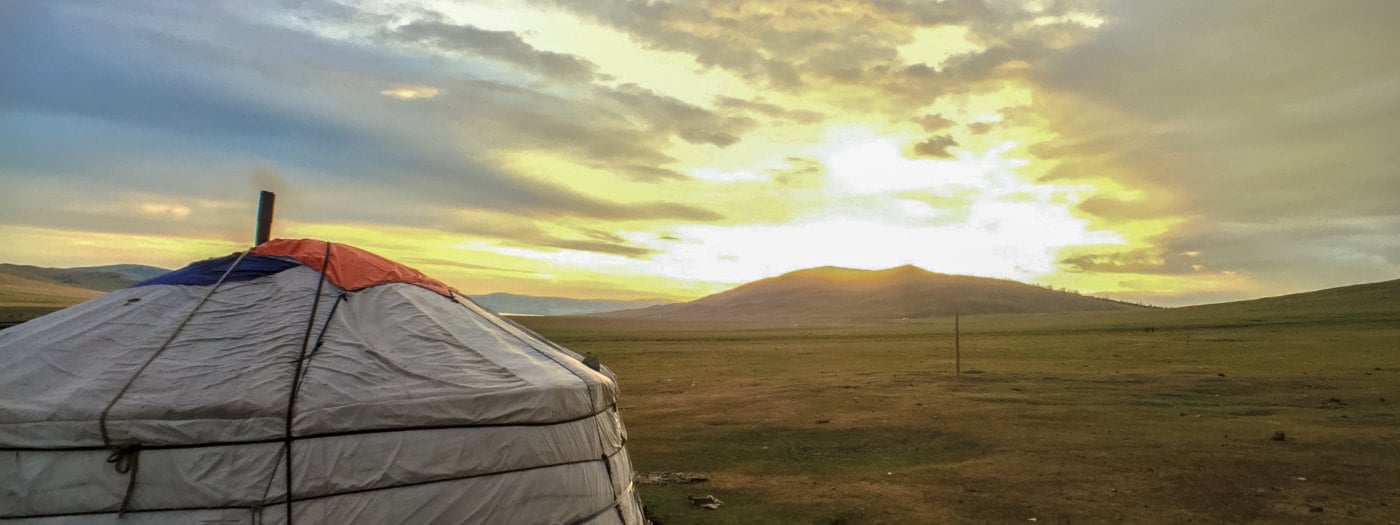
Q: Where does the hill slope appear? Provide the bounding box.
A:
[470,293,674,316]
[0,272,104,308]
[0,263,168,293]
[600,265,1145,323]
[1144,277,1400,327]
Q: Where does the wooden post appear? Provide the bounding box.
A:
[955,314,961,377]
[255,191,276,246]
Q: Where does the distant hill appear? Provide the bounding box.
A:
[1154,277,1400,326]
[67,264,171,283]
[0,271,105,308]
[0,263,169,293]
[469,292,675,316]
[599,265,1146,323]
[0,263,168,328]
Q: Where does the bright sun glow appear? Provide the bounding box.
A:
[467,128,1124,290]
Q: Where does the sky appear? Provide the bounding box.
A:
[2,0,1397,306]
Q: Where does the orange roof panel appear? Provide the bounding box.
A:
[251,239,456,297]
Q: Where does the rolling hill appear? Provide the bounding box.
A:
[0,263,168,308]
[0,272,105,308]
[0,263,169,293]
[599,265,1147,323]
[1141,276,1400,327]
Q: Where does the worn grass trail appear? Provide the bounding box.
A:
[522,311,1400,524]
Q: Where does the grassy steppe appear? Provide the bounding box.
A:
[521,298,1400,524]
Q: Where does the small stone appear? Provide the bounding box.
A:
[688,495,723,510]
[1270,431,1286,442]
[1218,373,1226,377]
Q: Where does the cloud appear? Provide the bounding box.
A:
[1075,195,1174,222]
[715,96,824,124]
[0,2,729,235]
[542,1,918,95]
[383,20,601,82]
[911,135,960,158]
[598,83,756,148]
[768,157,827,187]
[916,113,956,132]
[967,121,996,134]
[1059,249,1201,276]
[537,238,656,258]
[379,86,440,100]
[398,256,536,274]
[539,0,1114,131]
[1029,0,1400,293]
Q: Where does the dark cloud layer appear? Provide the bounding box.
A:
[541,0,1105,127]
[384,20,601,81]
[1033,0,1400,294]
[0,1,728,254]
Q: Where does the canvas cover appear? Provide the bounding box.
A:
[0,240,645,524]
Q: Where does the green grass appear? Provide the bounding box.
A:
[521,302,1400,524]
[657,426,981,477]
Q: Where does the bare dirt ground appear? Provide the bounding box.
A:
[522,311,1400,524]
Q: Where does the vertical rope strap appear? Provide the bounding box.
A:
[250,443,288,525]
[104,444,140,517]
[299,293,346,381]
[282,241,332,525]
[98,250,249,516]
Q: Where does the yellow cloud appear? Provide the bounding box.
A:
[898,25,984,70]
[379,86,440,100]
[0,225,244,269]
[139,203,192,219]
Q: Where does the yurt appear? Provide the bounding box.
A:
[0,239,645,524]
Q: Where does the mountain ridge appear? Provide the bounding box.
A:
[598,265,1149,323]
[0,263,170,293]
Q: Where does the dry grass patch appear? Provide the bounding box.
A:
[524,309,1400,524]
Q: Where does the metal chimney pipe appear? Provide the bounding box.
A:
[255,191,276,246]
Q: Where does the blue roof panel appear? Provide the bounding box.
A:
[135,254,302,287]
